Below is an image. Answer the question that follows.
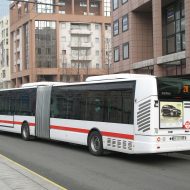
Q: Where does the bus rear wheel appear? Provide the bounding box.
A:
[21,123,30,141]
[88,131,103,156]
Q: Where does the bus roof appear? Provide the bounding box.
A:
[22,81,67,87]
[86,74,156,82]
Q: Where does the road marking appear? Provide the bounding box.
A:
[0,153,68,190]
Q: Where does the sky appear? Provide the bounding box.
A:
[0,0,10,18]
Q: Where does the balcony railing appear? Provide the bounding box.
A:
[70,29,91,35]
[71,55,91,61]
[70,42,92,48]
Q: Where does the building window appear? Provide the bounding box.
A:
[95,37,99,43]
[182,32,185,50]
[167,36,175,54]
[35,21,57,68]
[37,48,41,55]
[123,42,129,60]
[114,46,120,62]
[113,19,119,36]
[122,0,128,4]
[2,70,6,78]
[104,0,111,16]
[36,0,54,13]
[105,24,110,30]
[95,24,99,30]
[59,0,65,5]
[90,1,98,8]
[24,2,29,13]
[61,23,66,29]
[80,0,87,7]
[61,36,66,42]
[112,0,119,10]
[6,29,8,37]
[163,0,185,55]
[6,49,9,66]
[122,14,128,32]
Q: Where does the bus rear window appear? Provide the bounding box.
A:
[157,77,190,99]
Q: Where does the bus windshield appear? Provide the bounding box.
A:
[157,77,190,99]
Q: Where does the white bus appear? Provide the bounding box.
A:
[0,74,190,155]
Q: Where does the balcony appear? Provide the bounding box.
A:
[70,29,91,35]
[70,42,92,48]
[71,55,91,61]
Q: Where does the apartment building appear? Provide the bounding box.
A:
[0,16,11,89]
[111,0,190,78]
[10,0,111,87]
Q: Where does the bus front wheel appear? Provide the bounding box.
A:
[21,123,30,141]
[88,131,103,156]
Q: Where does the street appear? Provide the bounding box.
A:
[0,131,190,190]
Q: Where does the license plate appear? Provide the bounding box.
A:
[172,136,186,141]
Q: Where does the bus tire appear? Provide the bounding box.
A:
[21,123,30,141]
[88,131,103,156]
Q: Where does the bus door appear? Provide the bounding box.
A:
[35,86,52,139]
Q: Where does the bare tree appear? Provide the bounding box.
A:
[105,38,112,74]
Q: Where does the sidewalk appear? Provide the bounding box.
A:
[0,154,66,190]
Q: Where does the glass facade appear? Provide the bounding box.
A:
[36,0,55,13]
[104,0,111,16]
[23,23,29,69]
[163,0,185,54]
[35,21,57,68]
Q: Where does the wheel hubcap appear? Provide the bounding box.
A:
[23,128,27,138]
[91,136,100,152]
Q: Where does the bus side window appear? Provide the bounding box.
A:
[106,91,122,123]
[122,91,134,124]
[50,97,56,117]
[105,90,134,124]
[30,89,37,116]
[51,87,69,119]
[50,95,61,118]
[86,92,104,122]
[0,92,12,115]
[66,92,87,121]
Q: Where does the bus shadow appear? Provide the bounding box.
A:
[0,131,21,139]
[0,131,90,155]
[1,131,189,164]
[104,151,190,165]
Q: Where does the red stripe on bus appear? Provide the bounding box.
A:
[0,119,133,140]
[50,124,134,140]
[0,120,15,124]
[14,121,23,125]
[14,121,35,127]
[50,125,89,134]
[29,123,35,127]
[101,131,134,140]
[0,120,35,127]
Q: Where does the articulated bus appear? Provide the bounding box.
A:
[0,74,190,155]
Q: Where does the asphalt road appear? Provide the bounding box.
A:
[0,131,190,190]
